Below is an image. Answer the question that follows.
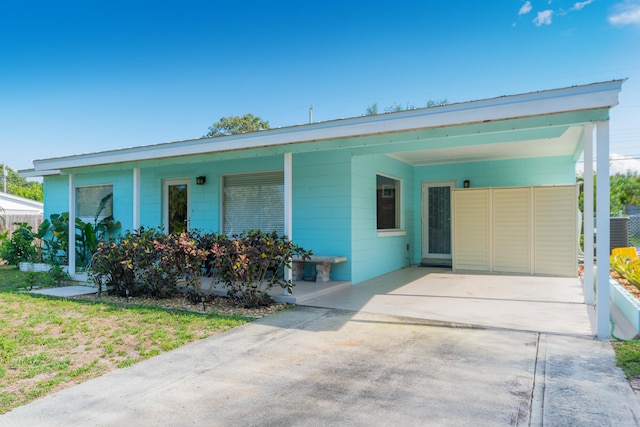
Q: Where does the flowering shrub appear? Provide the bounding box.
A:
[90,228,207,298]
[207,230,311,307]
[90,228,310,305]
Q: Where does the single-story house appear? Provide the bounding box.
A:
[0,191,44,236]
[20,80,624,338]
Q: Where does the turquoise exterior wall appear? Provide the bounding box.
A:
[43,170,133,230]
[292,152,352,281]
[42,150,577,285]
[411,155,577,263]
[351,154,415,284]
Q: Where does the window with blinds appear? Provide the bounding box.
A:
[223,171,284,235]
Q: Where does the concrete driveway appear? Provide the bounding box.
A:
[2,305,639,426]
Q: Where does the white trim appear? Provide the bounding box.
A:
[377,230,407,237]
[162,178,191,234]
[582,124,594,305]
[29,81,624,173]
[133,168,140,230]
[68,174,76,275]
[376,172,403,231]
[18,168,60,177]
[595,120,611,339]
[421,180,456,260]
[284,153,293,285]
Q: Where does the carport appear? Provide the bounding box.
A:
[301,265,594,336]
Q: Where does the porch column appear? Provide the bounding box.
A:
[583,124,594,305]
[595,120,610,339]
[284,152,293,288]
[68,174,76,275]
[133,168,140,230]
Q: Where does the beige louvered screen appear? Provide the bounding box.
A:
[452,185,577,277]
[492,188,532,274]
[533,186,578,276]
[453,189,490,271]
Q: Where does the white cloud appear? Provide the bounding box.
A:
[576,154,640,175]
[519,1,533,15]
[572,0,594,11]
[610,154,640,174]
[608,1,640,26]
[533,10,554,25]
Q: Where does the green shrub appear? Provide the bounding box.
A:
[611,255,640,287]
[208,230,311,307]
[90,228,207,298]
[0,223,37,266]
[90,228,311,306]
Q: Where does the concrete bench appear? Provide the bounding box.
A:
[292,255,347,283]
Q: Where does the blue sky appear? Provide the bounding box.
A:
[1,0,639,174]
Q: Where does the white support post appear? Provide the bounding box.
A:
[133,168,141,230]
[596,120,610,339]
[68,174,76,275]
[284,153,293,291]
[583,124,594,305]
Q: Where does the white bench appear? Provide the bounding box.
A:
[292,255,347,283]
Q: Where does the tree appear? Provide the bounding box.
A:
[204,114,270,138]
[364,99,447,116]
[610,172,640,213]
[1,165,43,202]
[577,171,640,214]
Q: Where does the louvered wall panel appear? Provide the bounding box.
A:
[492,188,531,274]
[453,189,490,271]
[534,186,578,276]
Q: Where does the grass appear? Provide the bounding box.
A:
[0,264,253,414]
[614,341,640,380]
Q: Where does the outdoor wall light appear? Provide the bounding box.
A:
[196,176,207,185]
[463,179,470,188]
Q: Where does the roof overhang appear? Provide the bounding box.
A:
[25,80,624,175]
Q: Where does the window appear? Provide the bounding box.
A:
[76,185,113,223]
[223,171,284,235]
[163,179,190,234]
[377,174,400,230]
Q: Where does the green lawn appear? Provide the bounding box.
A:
[0,265,252,414]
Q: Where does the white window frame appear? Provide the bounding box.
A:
[221,170,284,236]
[162,178,191,234]
[376,173,405,237]
[76,184,114,224]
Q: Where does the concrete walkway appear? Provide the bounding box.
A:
[1,306,638,426]
[5,266,640,425]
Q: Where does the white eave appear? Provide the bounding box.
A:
[0,191,44,213]
[29,80,624,173]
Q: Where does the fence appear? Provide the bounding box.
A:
[629,215,640,238]
[0,212,43,238]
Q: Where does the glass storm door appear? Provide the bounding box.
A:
[163,178,190,234]
[422,181,456,261]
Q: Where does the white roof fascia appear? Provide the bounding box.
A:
[0,192,44,211]
[32,80,623,172]
[18,168,60,178]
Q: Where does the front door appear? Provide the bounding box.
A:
[422,181,456,265]
[163,178,190,234]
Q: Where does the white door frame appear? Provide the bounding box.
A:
[421,180,456,260]
[162,178,191,234]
